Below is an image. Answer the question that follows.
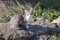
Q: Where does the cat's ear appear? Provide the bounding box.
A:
[29,7,33,12]
[24,7,33,15]
[28,7,33,14]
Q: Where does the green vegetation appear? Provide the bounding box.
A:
[0,5,60,22]
[33,7,60,21]
[0,0,60,22]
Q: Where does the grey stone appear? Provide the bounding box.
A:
[48,35,56,40]
[52,16,60,24]
[3,28,34,40]
[27,24,50,35]
[39,35,50,40]
[31,17,51,27]
[48,23,58,28]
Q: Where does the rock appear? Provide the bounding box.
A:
[52,16,60,28]
[0,23,9,34]
[52,16,60,24]
[31,17,51,27]
[26,17,53,35]
[48,35,56,40]
[48,23,59,28]
[3,28,34,40]
[31,35,50,40]
[30,17,59,29]
[0,34,5,40]
[39,35,50,40]
[26,17,58,40]
[57,24,60,28]
[39,35,56,40]
[27,24,50,35]
[31,35,56,40]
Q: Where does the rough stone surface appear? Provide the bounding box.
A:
[52,16,60,24]
[3,28,33,40]
[0,15,60,40]
[52,16,60,28]
[31,17,51,27]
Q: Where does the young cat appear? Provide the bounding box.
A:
[24,7,34,29]
[9,7,33,29]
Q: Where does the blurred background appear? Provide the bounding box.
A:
[0,0,60,22]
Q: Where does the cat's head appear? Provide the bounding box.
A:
[24,7,33,21]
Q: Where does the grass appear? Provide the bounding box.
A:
[33,6,60,22]
[0,5,60,22]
